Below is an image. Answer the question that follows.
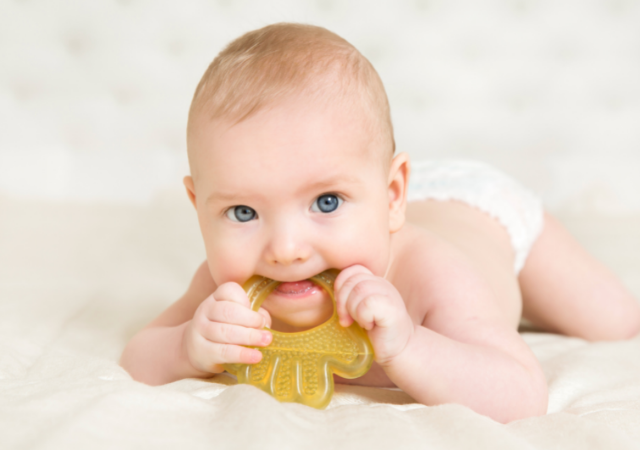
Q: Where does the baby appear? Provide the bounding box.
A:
[120,23,640,423]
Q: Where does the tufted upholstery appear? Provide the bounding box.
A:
[0,0,639,211]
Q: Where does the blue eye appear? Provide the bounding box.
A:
[311,194,342,213]
[226,205,256,222]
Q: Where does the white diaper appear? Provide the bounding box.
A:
[407,160,544,275]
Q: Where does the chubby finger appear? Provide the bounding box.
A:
[205,300,266,329]
[334,264,373,292]
[334,265,370,318]
[351,295,391,331]
[214,341,263,365]
[257,307,272,329]
[213,282,251,308]
[343,279,389,327]
[202,321,272,347]
[188,333,264,373]
[343,283,370,328]
[336,273,375,327]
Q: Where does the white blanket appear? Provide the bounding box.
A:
[2,194,640,449]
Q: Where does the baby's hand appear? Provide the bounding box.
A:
[335,265,415,366]
[182,282,273,374]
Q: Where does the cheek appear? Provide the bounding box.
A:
[205,246,239,285]
[328,204,390,277]
[199,221,257,285]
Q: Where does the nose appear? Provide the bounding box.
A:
[263,220,312,266]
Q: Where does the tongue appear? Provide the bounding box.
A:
[276,280,315,294]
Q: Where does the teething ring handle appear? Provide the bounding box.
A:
[243,269,340,318]
[223,269,374,409]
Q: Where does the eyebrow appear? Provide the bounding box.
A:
[304,174,361,191]
[205,174,361,205]
[206,191,244,204]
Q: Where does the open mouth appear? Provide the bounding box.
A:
[274,280,317,295]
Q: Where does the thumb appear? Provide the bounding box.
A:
[257,307,272,329]
[213,282,251,308]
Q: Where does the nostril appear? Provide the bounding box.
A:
[272,256,302,266]
[268,250,310,266]
[264,228,312,266]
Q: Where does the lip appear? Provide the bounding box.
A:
[272,280,322,299]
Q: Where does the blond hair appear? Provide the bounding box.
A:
[187,23,394,163]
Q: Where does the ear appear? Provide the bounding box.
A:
[183,176,197,209]
[387,152,410,233]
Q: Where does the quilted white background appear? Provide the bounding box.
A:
[1,0,639,213]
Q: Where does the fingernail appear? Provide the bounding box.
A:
[262,331,272,344]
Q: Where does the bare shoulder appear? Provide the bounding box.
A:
[144,260,217,329]
[390,223,539,369]
[390,223,516,336]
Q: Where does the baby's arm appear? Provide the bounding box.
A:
[336,246,547,423]
[119,261,272,385]
[387,311,547,423]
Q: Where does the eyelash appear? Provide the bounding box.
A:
[225,205,258,223]
[224,193,345,223]
[310,193,344,213]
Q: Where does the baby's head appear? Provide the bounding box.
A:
[185,23,409,329]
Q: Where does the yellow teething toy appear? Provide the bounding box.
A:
[224,269,374,409]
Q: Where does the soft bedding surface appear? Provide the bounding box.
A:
[2,194,640,450]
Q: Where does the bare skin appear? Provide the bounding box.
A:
[120,97,640,424]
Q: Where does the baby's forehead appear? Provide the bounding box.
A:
[193,98,388,170]
[185,23,395,186]
[202,128,384,175]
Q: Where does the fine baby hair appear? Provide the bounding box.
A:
[186,22,396,179]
